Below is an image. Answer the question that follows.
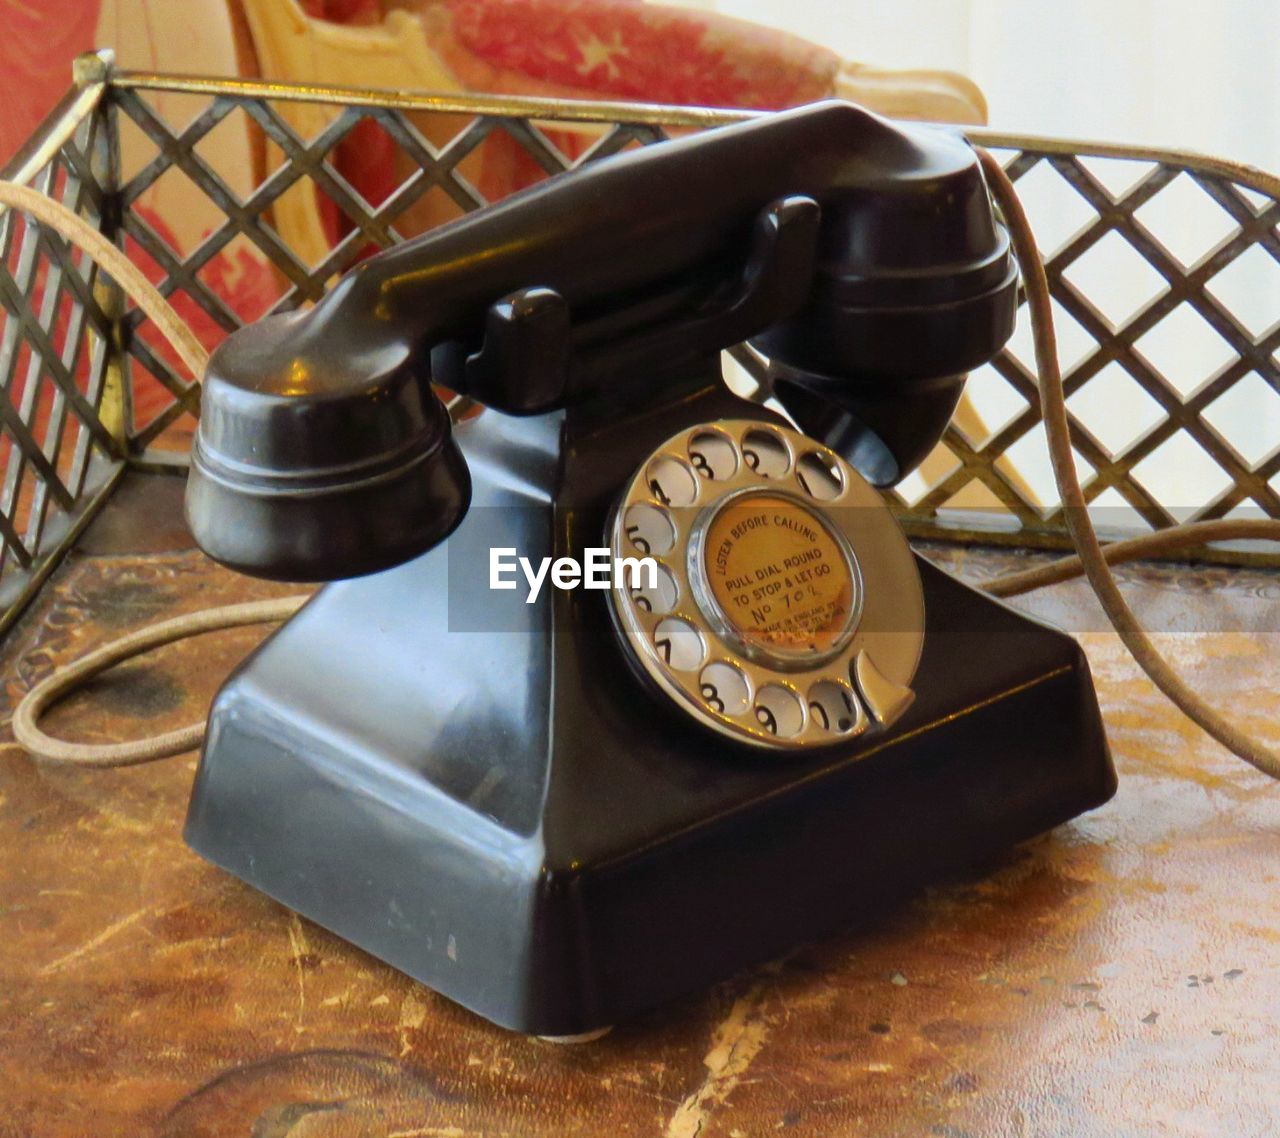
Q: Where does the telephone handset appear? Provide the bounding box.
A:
[183,102,1113,1036]
[187,100,1014,578]
[187,100,1011,744]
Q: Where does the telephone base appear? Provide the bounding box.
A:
[186,551,1114,1037]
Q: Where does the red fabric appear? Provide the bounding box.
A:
[0,0,100,163]
[0,0,842,434]
[444,0,834,108]
[127,206,279,429]
[309,0,836,245]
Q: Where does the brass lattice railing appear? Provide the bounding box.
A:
[0,56,126,632]
[0,49,1277,635]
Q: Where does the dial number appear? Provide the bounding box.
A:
[623,503,675,556]
[644,456,698,508]
[741,428,790,479]
[754,685,804,738]
[808,681,865,735]
[796,451,843,501]
[699,662,750,717]
[628,565,678,617]
[687,431,738,481]
[653,617,705,672]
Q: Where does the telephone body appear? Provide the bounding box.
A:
[184,102,1116,1035]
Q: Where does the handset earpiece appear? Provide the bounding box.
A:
[755,131,1018,487]
[185,310,470,582]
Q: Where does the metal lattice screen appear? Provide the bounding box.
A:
[109,80,675,452]
[0,68,124,629]
[901,142,1280,549]
[1,56,1278,635]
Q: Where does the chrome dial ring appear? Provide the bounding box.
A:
[607,420,925,750]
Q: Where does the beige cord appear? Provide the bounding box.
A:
[977,148,1280,779]
[12,597,308,766]
[984,519,1280,598]
[5,169,1280,777]
[0,181,209,379]
[0,178,238,768]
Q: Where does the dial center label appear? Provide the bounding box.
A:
[702,493,856,658]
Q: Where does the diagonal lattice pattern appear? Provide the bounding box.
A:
[109,84,670,453]
[902,150,1280,545]
[2,64,1279,636]
[0,80,122,628]
[106,81,1280,546]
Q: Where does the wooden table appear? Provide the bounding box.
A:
[2,474,1277,1137]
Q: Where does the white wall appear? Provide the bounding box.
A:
[692,0,1280,171]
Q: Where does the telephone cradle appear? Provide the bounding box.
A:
[182,101,1116,1036]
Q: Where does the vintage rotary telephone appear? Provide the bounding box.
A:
[173,101,1117,1037]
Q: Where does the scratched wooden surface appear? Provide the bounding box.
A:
[1,473,1278,1138]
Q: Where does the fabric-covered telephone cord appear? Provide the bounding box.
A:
[3,168,1279,778]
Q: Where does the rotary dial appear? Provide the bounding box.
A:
[607,420,925,750]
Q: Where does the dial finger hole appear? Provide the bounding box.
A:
[796,451,844,501]
[807,680,865,735]
[653,617,705,672]
[627,563,678,616]
[645,456,699,508]
[687,430,738,481]
[622,502,675,557]
[753,684,804,738]
[741,427,791,479]
[698,661,751,717]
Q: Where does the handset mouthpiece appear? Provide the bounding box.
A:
[185,312,470,582]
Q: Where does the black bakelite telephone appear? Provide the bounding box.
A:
[184,101,1115,1036]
